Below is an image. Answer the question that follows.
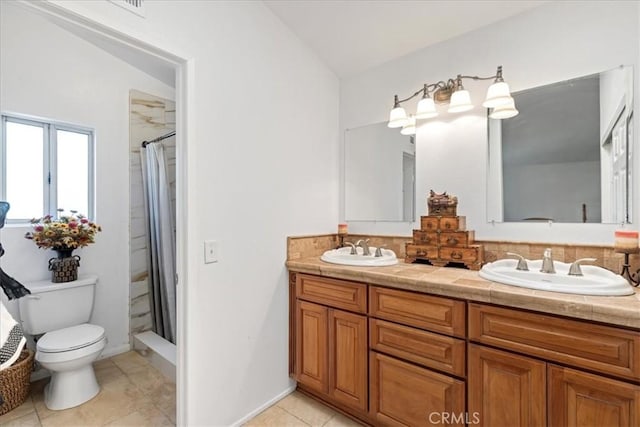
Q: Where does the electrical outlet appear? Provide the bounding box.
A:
[204,240,218,264]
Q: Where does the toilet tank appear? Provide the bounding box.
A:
[19,275,98,335]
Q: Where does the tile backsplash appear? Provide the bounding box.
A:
[287,234,640,275]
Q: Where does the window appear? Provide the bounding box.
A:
[1,114,94,222]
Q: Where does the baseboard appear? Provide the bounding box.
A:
[99,343,132,359]
[230,384,297,427]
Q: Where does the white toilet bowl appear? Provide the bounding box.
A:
[35,323,107,410]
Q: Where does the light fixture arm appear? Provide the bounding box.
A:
[388,65,517,130]
[393,66,506,107]
[457,66,504,82]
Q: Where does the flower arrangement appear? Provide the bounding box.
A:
[24,210,102,252]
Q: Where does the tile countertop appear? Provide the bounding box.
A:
[286,257,640,330]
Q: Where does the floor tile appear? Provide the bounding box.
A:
[243,406,309,426]
[109,351,150,374]
[93,359,126,387]
[0,397,36,424]
[323,413,363,427]
[123,364,166,396]
[276,392,336,426]
[146,380,176,423]
[105,403,173,426]
[0,411,42,427]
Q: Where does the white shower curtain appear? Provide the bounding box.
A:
[141,142,176,344]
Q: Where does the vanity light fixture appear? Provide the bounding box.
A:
[387,65,518,129]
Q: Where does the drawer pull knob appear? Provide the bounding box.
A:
[417,250,426,256]
[451,251,463,260]
[447,237,459,245]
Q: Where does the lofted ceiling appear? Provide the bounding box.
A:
[264,0,547,78]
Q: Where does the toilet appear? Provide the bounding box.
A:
[19,275,106,410]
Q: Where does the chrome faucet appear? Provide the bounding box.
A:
[568,258,597,276]
[540,248,555,274]
[344,242,357,255]
[356,239,371,256]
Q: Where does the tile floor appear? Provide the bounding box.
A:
[0,351,175,427]
[1,352,359,427]
[243,391,362,427]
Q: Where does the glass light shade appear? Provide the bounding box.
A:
[415,97,438,119]
[448,90,473,113]
[400,116,416,135]
[489,98,519,119]
[482,81,512,108]
[388,106,408,128]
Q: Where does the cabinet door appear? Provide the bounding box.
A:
[548,364,640,427]
[295,301,328,393]
[328,310,368,412]
[370,352,465,427]
[468,344,546,427]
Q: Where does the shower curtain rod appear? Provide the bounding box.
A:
[141,130,176,147]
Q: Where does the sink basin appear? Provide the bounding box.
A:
[321,247,398,267]
[479,259,635,296]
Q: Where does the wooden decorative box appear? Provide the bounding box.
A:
[407,191,483,270]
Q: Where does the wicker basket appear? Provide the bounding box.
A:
[0,349,34,416]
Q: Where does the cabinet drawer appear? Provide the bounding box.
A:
[296,274,366,313]
[413,230,438,245]
[370,286,466,338]
[370,352,466,427]
[438,231,474,247]
[405,244,438,259]
[420,216,439,231]
[440,216,465,231]
[439,245,482,263]
[370,318,465,377]
[469,303,640,381]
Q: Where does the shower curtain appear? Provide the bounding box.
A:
[141,142,176,344]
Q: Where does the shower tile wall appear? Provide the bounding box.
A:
[129,90,176,338]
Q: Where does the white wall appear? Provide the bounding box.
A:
[0,3,175,356]
[341,1,640,243]
[26,1,341,425]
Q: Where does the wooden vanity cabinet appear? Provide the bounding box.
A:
[290,272,640,426]
[468,303,640,427]
[293,274,368,414]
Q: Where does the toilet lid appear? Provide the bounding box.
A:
[37,324,105,353]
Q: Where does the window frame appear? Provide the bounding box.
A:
[0,113,95,223]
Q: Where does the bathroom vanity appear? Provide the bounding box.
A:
[287,258,640,426]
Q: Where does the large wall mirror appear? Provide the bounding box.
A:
[487,65,634,224]
[344,122,415,222]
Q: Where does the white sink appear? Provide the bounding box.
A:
[479,259,635,296]
[321,247,398,267]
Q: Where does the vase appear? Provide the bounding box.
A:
[49,249,81,283]
[55,248,74,259]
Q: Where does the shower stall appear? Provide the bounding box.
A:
[129,90,176,379]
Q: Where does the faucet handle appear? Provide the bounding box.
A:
[506,252,529,271]
[374,245,387,257]
[568,258,597,276]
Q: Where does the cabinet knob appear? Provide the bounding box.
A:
[447,237,459,245]
[451,251,463,260]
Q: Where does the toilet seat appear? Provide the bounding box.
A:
[38,323,105,353]
[35,324,106,365]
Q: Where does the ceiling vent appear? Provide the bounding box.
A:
[109,0,146,18]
